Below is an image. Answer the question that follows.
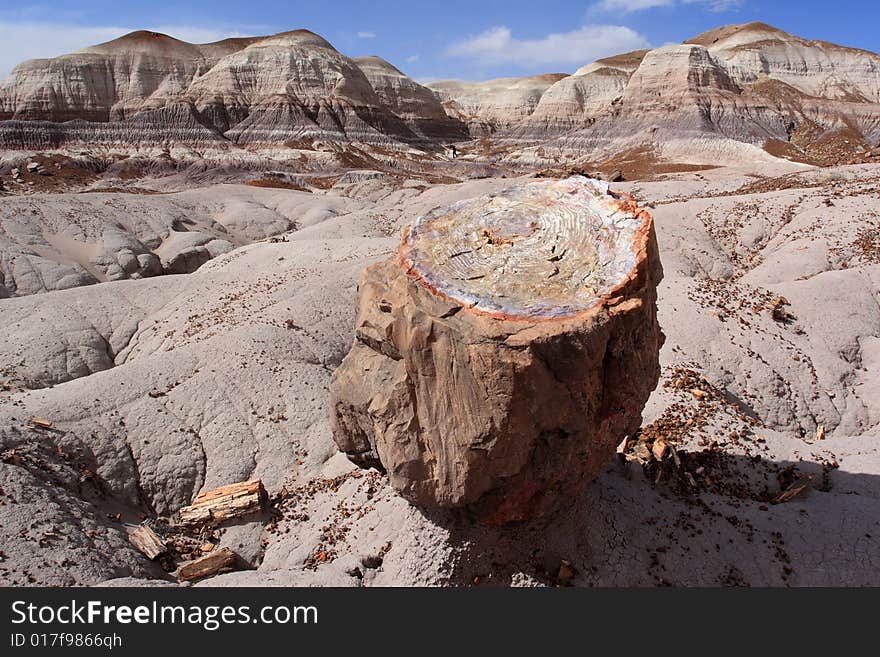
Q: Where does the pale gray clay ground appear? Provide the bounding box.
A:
[1,162,877,586]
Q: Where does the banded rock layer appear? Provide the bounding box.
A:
[2,22,879,164]
[511,50,649,139]
[501,23,880,165]
[353,56,468,142]
[0,30,465,149]
[427,74,567,137]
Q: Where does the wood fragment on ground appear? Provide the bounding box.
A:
[176,547,238,582]
[129,525,167,560]
[28,417,53,429]
[773,478,812,504]
[556,559,576,586]
[178,480,266,526]
[651,439,668,461]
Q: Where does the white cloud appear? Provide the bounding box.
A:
[590,0,743,14]
[0,22,247,80]
[446,24,650,70]
[405,54,419,63]
[698,0,746,10]
[592,0,673,11]
[357,31,376,38]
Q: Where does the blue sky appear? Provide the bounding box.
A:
[0,1,878,81]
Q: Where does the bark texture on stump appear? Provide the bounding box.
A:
[330,176,663,523]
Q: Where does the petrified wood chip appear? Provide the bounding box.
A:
[176,547,239,582]
[330,176,663,523]
[129,524,167,560]
[178,480,266,526]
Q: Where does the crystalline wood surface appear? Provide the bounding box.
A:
[399,177,644,319]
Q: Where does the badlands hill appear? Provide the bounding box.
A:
[0,29,466,149]
[519,23,880,168]
[439,22,880,168]
[427,74,567,136]
[0,22,878,170]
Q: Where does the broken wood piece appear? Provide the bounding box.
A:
[129,524,167,560]
[773,478,812,504]
[690,389,708,400]
[29,417,53,429]
[770,297,796,323]
[652,439,668,461]
[178,480,266,526]
[815,425,826,441]
[177,547,238,582]
[631,441,651,463]
[557,559,576,585]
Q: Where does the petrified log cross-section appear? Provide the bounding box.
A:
[331,176,663,524]
[400,178,647,319]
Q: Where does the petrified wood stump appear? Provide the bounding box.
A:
[330,176,663,523]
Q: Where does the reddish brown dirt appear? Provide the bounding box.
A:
[686,22,787,47]
[283,137,317,150]
[594,49,650,70]
[245,178,311,192]
[763,118,878,167]
[595,146,719,181]
[1,154,99,193]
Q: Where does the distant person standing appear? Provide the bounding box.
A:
[451,145,457,159]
